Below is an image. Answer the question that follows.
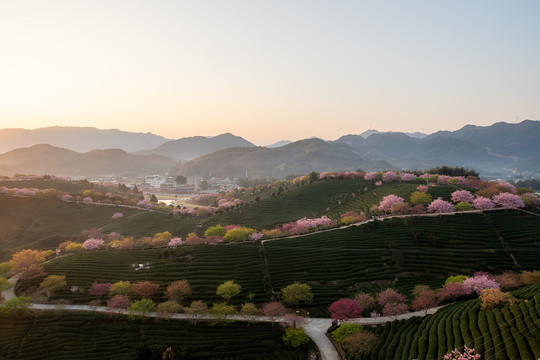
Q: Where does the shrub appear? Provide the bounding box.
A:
[445,275,467,285]
[0,262,13,278]
[223,227,256,242]
[331,323,363,342]
[455,202,472,211]
[341,330,378,357]
[0,277,13,292]
[282,328,310,347]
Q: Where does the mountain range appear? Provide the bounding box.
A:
[0,120,538,178]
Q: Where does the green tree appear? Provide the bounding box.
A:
[282,328,310,347]
[157,301,183,319]
[216,280,241,302]
[409,191,432,206]
[127,299,156,320]
[150,194,158,203]
[204,225,226,237]
[39,275,67,295]
[281,282,313,307]
[0,277,13,292]
[0,297,32,318]
[109,281,132,297]
[0,262,14,278]
[175,175,187,185]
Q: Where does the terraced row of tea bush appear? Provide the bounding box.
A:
[263,210,539,315]
[39,244,269,306]
[358,284,540,360]
[0,312,311,360]
[37,210,539,316]
[0,197,142,260]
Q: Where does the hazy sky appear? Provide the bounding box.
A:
[1,1,539,145]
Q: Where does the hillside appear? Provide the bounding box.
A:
[0,126,169,153]
[0,144,175,176]
[135,132,255,161]
[171,139,396,178]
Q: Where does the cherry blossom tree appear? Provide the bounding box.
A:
[376,289,406,307]
[492,192,525,208]
[353,292,376,312]
[165,280,192,302]
[82,238,105,251]
[167,237,183,247]
[451,190,474,204]
[111,212,123,219]
[364,172,377,181]
[131,281,160,298]
[89,282,112,298]
[462,274,500,295]
[382,303,409,317]
[329,298,363,320]
[522,193,540,206]
[82,196,93,203]
[378,195,405,212]
[262,301,287,323]
[427,198,455,213]
[416,185,428,192]
[443,346,481,360]
[412,291,439,314]
[107,295,131,309]
[472,196,495,210]
[400,173,416,182]
[493,272,522,290]
[382,171,399,182]
[437,282,472,303]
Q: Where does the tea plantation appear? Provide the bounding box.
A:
[0,312,312,359]
[357,285,540,360]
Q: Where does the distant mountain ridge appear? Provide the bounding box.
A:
[171,138,396,179]
[135,133,255,161]
[0,144,175,176]
[0,126,170,153]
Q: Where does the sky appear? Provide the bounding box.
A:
[1,1,539,145]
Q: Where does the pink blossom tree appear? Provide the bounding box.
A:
[412,291,439,314]
[107,295,131,309]
[378,195,405,212]
[111,212,123,219]
[376,289,406,307]
[522,193,540,206]
[451,190,474,204]
[427,198,455,213]
[437,175,451,184]
[400,173,416,182]
[89,282,112,298]
[328,298,363,320]
[382,171,399,182]
[382,303,409,317]
[262,301,287,323]
[61,194,73,201]
[167,237,184,247]
[462,274,500,295]
[437,282,472,303]
[82,238,105,251]
[472,196,495,210]
[82,196,93,203]
[416,185,428,192]
[364,172,377,181]
[492,192,525,208]
[443,346,481,360]
[353,293,376,312]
